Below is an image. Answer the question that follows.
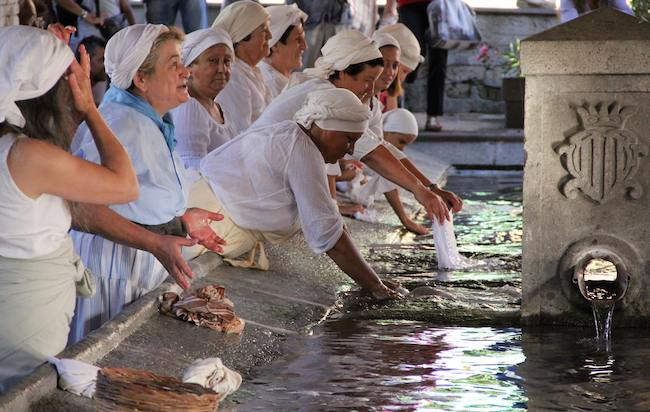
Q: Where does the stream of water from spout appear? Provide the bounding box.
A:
[592,302,615,350]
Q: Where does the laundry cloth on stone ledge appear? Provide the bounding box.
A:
[182,357,242,400]
[159,284,245,334]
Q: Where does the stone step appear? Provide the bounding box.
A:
[408,128,524,168]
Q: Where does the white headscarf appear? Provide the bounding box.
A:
[372,32,400,51]
[105,24,169,90]
[267,4,308,48]
[0,26,74,128]
[294,88,371,133]
[182,27,234,66]
[302,30,382,80]
[212,0,269,44]
[376,23,424,71]
[383,108,419,136]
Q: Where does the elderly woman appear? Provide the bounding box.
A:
[253,29,459,228]
[0,26,137,390]
[70,24,225,343]
[258,4,308,99]
[193,88,402,300]
[171,28,235,172]
[376,23,423,111]
[212,0,272,135]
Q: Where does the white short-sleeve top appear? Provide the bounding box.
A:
[200,120,344,254]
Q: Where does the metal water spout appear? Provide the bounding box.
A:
[573,254,630,306]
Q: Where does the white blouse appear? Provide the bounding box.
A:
[0,133,71,259]
[215,59,272,136]
[252,78,381,161]
[368,97,406,160]
[171,97,235,171]
[200,121,344,254]
[258,60,289,100]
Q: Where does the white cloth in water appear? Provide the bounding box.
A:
[258,60,288,99]
[267,4,308,48]
[294,88,370,133]
[0,26,73,128]
[47,357,99,398]
[216,59,272,135]
[74,103,188,225]
[182,358,242,399]
[181,27,234,66]
[212,0,269,43]
[376,23,424,71]
[200,121,343,254]
[301,29,382,81]
[383,108,419,136]
[432,214,470,270]
[104,24,168,90]
[371,32,400,50]
[0,133,71,259]
[171,97,235,171]
[253,78,381,160]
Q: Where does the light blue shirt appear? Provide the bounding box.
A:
[73,102,188,225]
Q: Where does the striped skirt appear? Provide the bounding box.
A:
[67,230,168,345]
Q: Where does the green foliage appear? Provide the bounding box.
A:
[501,39,521,78]
[631,0,650,21]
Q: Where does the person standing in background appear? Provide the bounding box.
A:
[383,0,447,132]
[558,0,632,22]
[144,0,207,33]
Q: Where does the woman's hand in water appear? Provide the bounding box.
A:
[181,208,226,253]
[370,281,405,301]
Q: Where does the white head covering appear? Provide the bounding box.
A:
[105,24,169,90]
[212,0,270,44]
[371,32,400,51]
[294,88,371,133]
[376,23,424,71]
[267,4,308,48]
[0,26,74,128]
[182,27,234,66]
[302,30,382,80]
[383,108,419,136]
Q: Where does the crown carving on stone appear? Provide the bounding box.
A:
[576,102,637,130]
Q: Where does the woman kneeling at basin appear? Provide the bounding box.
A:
[193,88,402,300]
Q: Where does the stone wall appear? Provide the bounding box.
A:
[404,8,558,115]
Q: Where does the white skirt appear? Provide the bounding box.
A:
[68,230,168,345]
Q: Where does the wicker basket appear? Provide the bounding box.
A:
[95,367,220,412]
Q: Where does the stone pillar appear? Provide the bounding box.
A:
[521,8,650,326]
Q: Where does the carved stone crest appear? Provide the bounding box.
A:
[557,102,647,204]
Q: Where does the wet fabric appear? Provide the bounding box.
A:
[0,133,71,259]
[215,59,272,136]
[0,26,73,128]
[211,0,269,43]
[159,285,245,334]
[200,121,342,254]
[104,24,168,90]
[0,238,82,392]
[181,27,234,66]
[182,358,242,400]
[171,97,235,171]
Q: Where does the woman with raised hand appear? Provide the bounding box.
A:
[171,27,235,172]
[195,88,403,300]
[0,25,138,391]
[258,4,308,99]
[69,24,225,344]
[212,0,272,135]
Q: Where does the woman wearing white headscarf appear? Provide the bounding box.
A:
[171,28,235,172]
[0,25,137,391]
[70,24,225,344]
[192,88,402,299]
[258,4,308,99]
[252,29,453,227]
[212,0,272,135]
